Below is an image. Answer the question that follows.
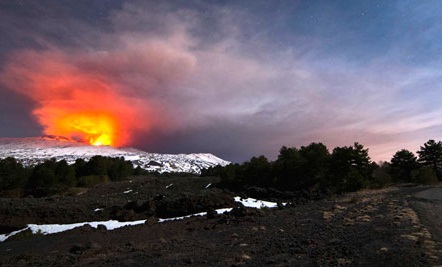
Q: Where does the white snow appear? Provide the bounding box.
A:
[0,136,230,174]
[0,228,29,242]
[0,197,282,242]
[0,219,146,242]
[205,183,212,189]
[158,208,233,223]
[123,189,133,194]
[234,196,283,208]
[0,208,234,242]
[165,183,173,189]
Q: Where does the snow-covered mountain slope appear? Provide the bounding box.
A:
[0,136,230,174]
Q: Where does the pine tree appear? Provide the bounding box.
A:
[390,149,419,182]
[417,139,442,180]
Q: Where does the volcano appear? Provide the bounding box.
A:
[0,136,230,174]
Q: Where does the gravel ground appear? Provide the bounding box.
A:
[0,179,441,266]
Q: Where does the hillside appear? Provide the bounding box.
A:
[0,136,230,174]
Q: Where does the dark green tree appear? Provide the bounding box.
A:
[299,142,330,188]
[133,165,147,176]
[273,146,306,190]
[417,139,442,180]
[411,167,438,185]
[200,165,223,177]
[73,156,134,185]
[85,156,109,176]
[390,149,419,182]
[0,157,28,191]
[328,143,371,192]
[108,157,134,181]
[352,142,371,172]
[371,161,391,188]
[219,163,244,186]
[28,159,58,196]
[55,160,76,188]
[243,155,272,187]
[73,158,88,177]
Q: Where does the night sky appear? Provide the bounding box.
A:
[1,0,442,162]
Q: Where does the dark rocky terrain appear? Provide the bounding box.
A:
[0,176,441,266]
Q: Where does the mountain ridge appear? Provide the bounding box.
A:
[0,136,230,174]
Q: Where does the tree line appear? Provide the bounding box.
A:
[202,140,441,193]
[0,156,138,197]
[1,139,441,197]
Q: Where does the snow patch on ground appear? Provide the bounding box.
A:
[0,197,281,242]
[234,196,283,208]
[0,219,146,242]
[158,208,233,223]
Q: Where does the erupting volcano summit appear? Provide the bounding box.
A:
[0,136,230,174]
[52,111,117,146]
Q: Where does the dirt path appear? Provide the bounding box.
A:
[414,188,442,202]
[410,186,442,262]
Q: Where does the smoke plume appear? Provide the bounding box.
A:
[1,35,196,146]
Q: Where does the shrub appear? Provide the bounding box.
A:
[411,167,438,185]
[371,165,392,189]
[343,168,368,192]
[0,157,28,191]
[77,175,109,187]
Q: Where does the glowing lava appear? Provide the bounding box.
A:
[54,112,118,146]
[0,46,186,148]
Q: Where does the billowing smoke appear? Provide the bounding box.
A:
[1,1,426,161]
[1,36,196,146]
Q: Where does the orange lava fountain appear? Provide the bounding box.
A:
[54,112,117,146]
[0,44,185,147]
